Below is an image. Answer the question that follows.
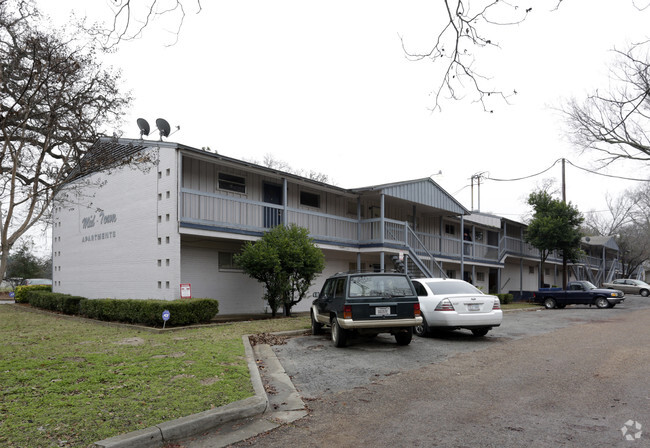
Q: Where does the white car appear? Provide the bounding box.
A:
[411,278,502,337]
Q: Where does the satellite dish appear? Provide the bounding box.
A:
[156,118,171,140]
[137,118,150,137]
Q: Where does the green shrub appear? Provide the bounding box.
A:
[14,285,51,303]
[26,291,86,315]
[19,289,220,327]
[79,298,219,327]
[497,293,513,305]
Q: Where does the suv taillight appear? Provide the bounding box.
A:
[414,302,421,316]
[492,298,501,310]
[343,305,352,319]
[434,299,455,311]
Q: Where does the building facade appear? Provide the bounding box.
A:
[51,138,619,314]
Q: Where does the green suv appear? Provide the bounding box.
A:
[311,272,422,347]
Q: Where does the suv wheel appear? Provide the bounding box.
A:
[311,310,323,335]
[394,328,413,346]
[331,316,348,347]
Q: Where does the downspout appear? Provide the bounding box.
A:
[357,197,361,271]
[380,193,385,272]
[460,215,464,278]
[282,178,288,226]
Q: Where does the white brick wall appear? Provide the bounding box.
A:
[52,146,181,300]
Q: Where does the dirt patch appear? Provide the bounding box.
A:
[151,352,185,359]
[114,337,145,346]
[248,332,289,346]
[200,376,221,386]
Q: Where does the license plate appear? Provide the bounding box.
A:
[375,306,391,316]
[467,304,481,311]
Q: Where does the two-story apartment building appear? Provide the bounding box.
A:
[51,138,618,313]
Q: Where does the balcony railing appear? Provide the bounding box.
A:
[180,189,605,268]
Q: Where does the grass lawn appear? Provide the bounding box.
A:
[0,305,309,448]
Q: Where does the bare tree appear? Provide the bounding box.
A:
[89,0,202,48]
[95,1,566,110]
[0,0,131,280]
[563,41,650,166]
[582,183,650,278]
[260,153,330,184]
[583,190,638,236]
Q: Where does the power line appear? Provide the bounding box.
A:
[487,159,562,182]
[486,158,650,183]
[565,159,650,182]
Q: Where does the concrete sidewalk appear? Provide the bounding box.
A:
[94,331,308,448]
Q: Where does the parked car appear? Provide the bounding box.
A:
[311,272,422,347]
[20,278,52,286]
[602,278,650,297]
[533,281,624,309]
[411,278,502,337]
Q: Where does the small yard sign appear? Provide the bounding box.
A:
[180,283,191,299]
[162,310,170,329]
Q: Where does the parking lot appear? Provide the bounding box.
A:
[273,296,650,398]
[228,295,650,447]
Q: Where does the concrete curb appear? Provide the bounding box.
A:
[94,334,270,448]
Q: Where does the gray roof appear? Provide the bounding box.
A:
[351,178,469,216]
[66,138,155,181]
[72,139,469,216]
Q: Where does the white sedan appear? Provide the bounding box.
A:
[411,278,502,337]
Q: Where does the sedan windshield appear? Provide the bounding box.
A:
[425,281,482,295]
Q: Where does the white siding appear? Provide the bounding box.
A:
[52,146,181,300]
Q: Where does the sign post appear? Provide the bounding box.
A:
[162,310,170,329]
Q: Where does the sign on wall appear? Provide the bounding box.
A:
[180,283,191,299]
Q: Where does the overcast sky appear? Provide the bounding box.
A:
[37,0,650,224]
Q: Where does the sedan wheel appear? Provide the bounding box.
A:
[544,298,557,309]
[641,289,649,297]
[595,297,610,309]
[414,316,430,337]
[331,316,348,347]
[471,328,489,337]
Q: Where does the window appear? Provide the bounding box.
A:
[300,191,320,208]
[218,252,242,271]
[529,266,535,274]
[446,269,455,279]
[445,224,455,235]
[476,272,485,282]
[475,231,484,242]
[218,173,246,193]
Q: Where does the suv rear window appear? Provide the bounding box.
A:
[349,275,413,298]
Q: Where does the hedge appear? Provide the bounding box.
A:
[80,298,219,327]
[14,285,52,303]
[496,293,514,305]
[15,290,219,327]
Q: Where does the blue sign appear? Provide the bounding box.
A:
[9,292,15,298]
[162,310,170,321]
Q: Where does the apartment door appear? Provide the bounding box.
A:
[263,183,283,228]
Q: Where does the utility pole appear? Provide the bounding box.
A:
[470,172,486,212]
[562,158,567,290]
